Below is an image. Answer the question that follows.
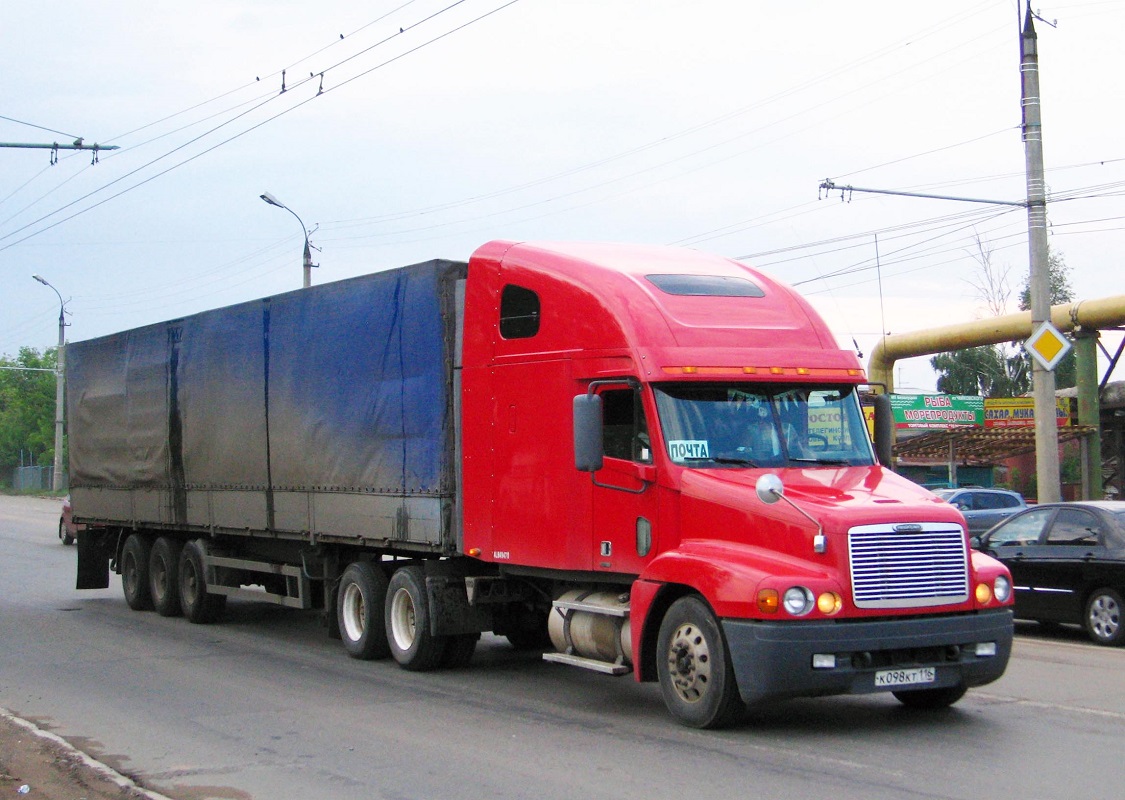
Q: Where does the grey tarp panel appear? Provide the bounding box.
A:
[67,323,172,488]
[178,301,269,488]
[67,259,466,545]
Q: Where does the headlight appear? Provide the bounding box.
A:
[994,575,1012,603]
[817,591,843,615]
[783,586,814,616]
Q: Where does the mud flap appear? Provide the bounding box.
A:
[76,530,111,590]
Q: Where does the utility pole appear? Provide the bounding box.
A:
[33,275,69,492]
[1021,2,1061,503]
[823,4,1063,502]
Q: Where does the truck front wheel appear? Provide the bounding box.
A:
[337,562,390,660]
[121,534,154,611]
[656,596,744,729]
[178,539,226,624]
[386,565,446,671]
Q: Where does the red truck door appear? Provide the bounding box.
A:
[590,385,659,576]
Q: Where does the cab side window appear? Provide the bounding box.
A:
[499,284,540,339]
[602,389,651,463]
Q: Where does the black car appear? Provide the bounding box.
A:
[934,487,1027,535]
[976,501,1125,645]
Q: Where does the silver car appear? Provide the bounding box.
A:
[935,488,1027,535]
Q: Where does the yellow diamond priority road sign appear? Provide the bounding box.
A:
[1025,320,1071,371]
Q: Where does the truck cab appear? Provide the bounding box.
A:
[460,240,1013,727]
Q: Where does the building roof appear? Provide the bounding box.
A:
[893,425,1098,465]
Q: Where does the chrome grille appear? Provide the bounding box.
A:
[848,523,969,609]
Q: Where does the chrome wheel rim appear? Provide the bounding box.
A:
[390,587,417,651]
[341,582,366,643]
[1089,594,1120,641]
[666,622,712,703]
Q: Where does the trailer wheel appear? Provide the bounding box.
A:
[178,539,226,624]
[656,596,744,729]
[59,519,74,546]
[121,534,154,611]
[386,565,446,671]
[893,685,967,709]
[149,537,184,617]
[337,562,390,660]
[439,633,480,669]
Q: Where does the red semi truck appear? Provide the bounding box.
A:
[68,240,1014,728]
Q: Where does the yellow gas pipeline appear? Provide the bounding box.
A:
[868,295,1125,393]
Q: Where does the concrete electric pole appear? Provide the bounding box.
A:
[33,274,69,492]
[1020,3,1061,503]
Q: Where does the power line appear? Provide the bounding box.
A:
[0,114,82,140]
[0,0,525,253]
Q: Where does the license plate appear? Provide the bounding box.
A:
[874,667,936,688]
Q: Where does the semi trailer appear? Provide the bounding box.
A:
[68,239,1014,728]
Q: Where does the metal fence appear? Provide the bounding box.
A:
[11,466,67,492]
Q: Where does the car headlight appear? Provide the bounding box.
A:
[994,575,1012,603]
[783,586,814,616]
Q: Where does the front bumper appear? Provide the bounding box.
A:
[722,609,1013,706]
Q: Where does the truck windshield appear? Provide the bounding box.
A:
[652,383,875,468]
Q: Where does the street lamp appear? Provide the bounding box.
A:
[32,274,68,492]
[260,192,317,288]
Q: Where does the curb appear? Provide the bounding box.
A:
[1,708,177,800]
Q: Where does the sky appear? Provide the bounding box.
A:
[2,0,1123,392]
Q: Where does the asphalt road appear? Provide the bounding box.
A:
[2,494,1123,800]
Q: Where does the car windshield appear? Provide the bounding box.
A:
[652,383,875,468]
[934,489,957,501]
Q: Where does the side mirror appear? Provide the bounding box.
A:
[573,394,604,472]
[755,473,784,504]
[756,473,827,553]
[873,393,894,470]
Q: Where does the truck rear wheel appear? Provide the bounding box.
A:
[337,562,390,660]
[178,539,226,624]
[121,534,154,611]
[656,595,744,729]
[149,537,184,617]
[386,565,446,671]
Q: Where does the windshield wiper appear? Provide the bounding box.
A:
[789,457,852,466]
[709,456,759,467]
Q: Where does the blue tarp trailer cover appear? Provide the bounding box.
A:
[67,259,467,552]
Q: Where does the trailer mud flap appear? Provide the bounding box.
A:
[76,530,111,590]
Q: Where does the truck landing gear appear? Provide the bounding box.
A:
[657,596,744,729]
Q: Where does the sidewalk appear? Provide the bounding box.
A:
[0,710,174,800]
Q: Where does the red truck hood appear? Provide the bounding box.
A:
[678,465,963,552]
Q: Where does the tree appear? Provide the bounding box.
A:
[0,347,58,485]
[931,239,1075,396]
[932,346,1022,396]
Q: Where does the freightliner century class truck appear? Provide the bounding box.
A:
[68,240,1014,728]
